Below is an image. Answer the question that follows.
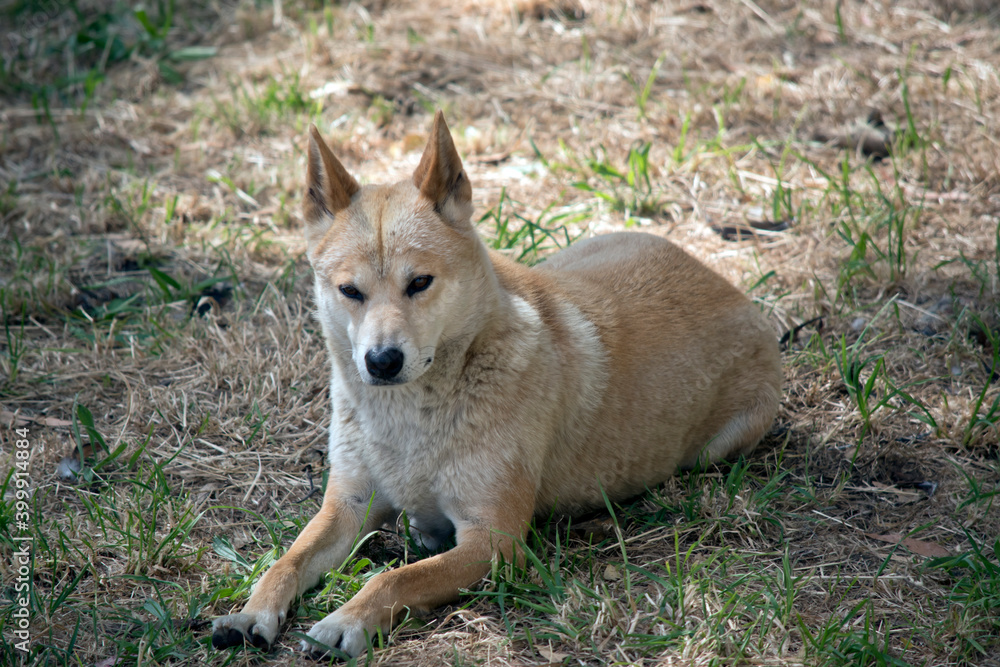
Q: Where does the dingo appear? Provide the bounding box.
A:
[211,112,782,657]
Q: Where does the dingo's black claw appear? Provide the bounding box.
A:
[212,626,247,649]
[251,628,271,650]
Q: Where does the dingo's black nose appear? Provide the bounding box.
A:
[365,347,404,380]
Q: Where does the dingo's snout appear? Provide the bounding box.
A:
[365,346,405,381]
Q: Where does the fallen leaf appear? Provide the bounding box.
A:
[866,533,950,558]
[901,538,951,558]
[538,643,568,665]
[0,410,28,427]
[867,532,903,544]
[0,410,72,428]
[570,517,614,541]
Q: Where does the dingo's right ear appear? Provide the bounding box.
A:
[304,124,360,245]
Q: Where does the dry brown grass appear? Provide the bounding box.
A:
[1,1,999,665]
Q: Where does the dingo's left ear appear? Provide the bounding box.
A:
[412,111,473,227]
[304,124,360,245]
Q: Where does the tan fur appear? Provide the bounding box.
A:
[211,111,782,657]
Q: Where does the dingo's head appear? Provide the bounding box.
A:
[303,112,492,386]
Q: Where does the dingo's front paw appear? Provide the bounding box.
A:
[300,609,379,658]
[211,611,279,650]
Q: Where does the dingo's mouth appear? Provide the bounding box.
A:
[363,375,408,387]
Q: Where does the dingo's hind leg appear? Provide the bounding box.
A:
[682,387,780,470]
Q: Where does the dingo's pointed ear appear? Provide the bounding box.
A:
[304,124,360,244]
[412,111,473,226]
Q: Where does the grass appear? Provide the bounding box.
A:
[572,141,666,222]
[479,188,585,263]
[2,0,1000,665]
[0,0,215,117]
[211,73,321,138]
[927,530,1000,660]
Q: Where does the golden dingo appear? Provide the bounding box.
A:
[212,111,781,657]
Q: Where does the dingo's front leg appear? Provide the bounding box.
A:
[212,475,387,650]
[302,471,535,658]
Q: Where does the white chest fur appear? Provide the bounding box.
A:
[325,295,553,545]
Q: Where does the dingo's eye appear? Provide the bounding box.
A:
[406,275,433,297]
[339,284,364,302]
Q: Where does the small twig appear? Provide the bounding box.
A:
[895,299,946,322]
[294,464,320,503]
[738,0,782,32]
[780,316,824,347]
[243,453,263,503]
